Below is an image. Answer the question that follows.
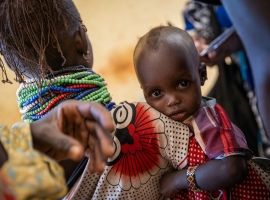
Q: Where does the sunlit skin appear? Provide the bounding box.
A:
[135,34,206,122]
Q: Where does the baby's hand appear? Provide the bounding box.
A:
[160,170,184,197]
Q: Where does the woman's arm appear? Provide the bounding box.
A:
[0,142,8,168]
[160,155,248,197]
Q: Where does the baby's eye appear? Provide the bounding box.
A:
[178,80,190,89]
[151,90,162,97]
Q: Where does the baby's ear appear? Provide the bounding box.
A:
[199,63,207,86]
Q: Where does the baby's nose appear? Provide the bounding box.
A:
[167,94,180,106]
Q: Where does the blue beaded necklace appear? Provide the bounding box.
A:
[17,66,115,122]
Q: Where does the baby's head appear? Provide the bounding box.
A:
[134,26,207,122]
[0,0,92,82]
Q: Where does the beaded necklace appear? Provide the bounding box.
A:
[17,67,115,122]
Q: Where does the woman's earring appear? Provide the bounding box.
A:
[83,50,91,64]
[81,24,87,32]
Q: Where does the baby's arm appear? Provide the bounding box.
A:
[160,155,247,197]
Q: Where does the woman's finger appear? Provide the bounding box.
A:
[31,121,84,161]
[77,102,115,133]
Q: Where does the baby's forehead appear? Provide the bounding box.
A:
[139,46,197,74]
[135,29,199,67]
[144,40,195,63]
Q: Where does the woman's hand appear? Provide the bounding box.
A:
[200,28,243,66]
[30,100,115,173]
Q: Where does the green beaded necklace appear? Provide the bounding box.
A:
[17,69,114,122]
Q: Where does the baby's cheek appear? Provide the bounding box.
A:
[149,101,164,114]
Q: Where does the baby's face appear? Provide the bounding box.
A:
[136,45,202,122]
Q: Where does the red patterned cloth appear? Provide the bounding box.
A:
[175,137,270,200]
[174,136,228,200]
[174,98,270,199]
[231,162,270,199]
[65,100,270,199]
[65,102,190,200]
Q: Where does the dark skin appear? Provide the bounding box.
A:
[31,100,115,173]
[136,44,204,122]
[0,1,105,177]
[43,20,95,178]
[15,1,94,178]
[46,23,93,71]
[134,29,247,197]
[36,18,95,179]
[160,156,247,196]
[0,101,115,173]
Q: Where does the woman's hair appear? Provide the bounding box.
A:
[0,0,82,83]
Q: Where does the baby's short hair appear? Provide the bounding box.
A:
[133,26,199,68]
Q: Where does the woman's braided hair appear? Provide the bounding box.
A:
[0,0,82,83]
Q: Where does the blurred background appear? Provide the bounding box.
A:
[0,0,217,125]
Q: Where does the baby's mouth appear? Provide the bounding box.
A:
[169,111,186,122]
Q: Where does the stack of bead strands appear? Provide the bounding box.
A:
[17,70,113,122]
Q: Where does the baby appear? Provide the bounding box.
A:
[133,25,270,199]
[1,0,268,198]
